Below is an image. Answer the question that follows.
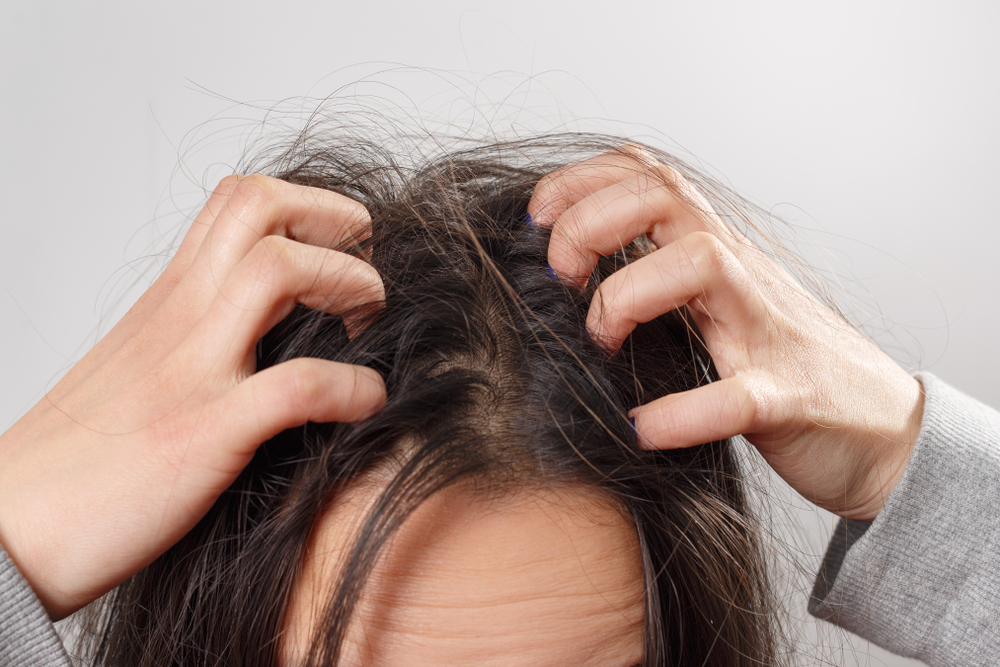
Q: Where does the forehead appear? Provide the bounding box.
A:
[284,484,645,667]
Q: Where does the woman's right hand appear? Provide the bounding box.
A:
[0,175,387,620]
[529,149,924,523]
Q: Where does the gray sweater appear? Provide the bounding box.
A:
[809,372,1000,663]
[2,372,998,666]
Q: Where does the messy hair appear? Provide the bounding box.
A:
[81,130,786,667]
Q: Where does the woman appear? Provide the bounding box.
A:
[0,127,995,666]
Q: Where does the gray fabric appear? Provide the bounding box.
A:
[810,372,1000,665]
[0,547,71,666]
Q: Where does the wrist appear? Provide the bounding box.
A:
[844,376,925,522]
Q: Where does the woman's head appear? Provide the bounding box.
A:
[85,134,781,666]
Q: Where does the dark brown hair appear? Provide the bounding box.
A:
[81,131,785,667]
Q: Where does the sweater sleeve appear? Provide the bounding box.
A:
[809,372,1000,665]
[0,545,72,666]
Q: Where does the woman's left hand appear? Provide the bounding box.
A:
[528,148,924,523]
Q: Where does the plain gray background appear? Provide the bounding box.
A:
[3,1,998,664]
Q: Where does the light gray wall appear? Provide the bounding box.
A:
[3,1,997,664]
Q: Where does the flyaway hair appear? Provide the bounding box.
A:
[80,130,786,667]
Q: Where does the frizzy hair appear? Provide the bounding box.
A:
[80,131,787,666]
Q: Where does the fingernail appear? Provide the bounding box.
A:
[583,328,593,344]
[524,212,534,227]
[628,416,637,435]
[546,263,558,281]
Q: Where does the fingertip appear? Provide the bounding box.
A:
[628,410,656,450]
[545,249,595,292]
[527,178,559,229]
[350,202,373,233]
[583,323,623,359]
[586,290,630,354]
[628,403,700,451]
[351,366,387,420]
[527,207,557,230]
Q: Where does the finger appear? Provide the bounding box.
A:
[528,145,657,228]
[214,358,387,457]
[632,376,766,449]
[548,164,724,284]
[171,175,372,317]
[206,174,371,257]
[587,232,757,351]
[198,174,371,270]
[189,236,384,363]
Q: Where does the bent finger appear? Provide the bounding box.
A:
[171,175,372,318]
[528,146,657,228]
[190,236,384,363]
[217,358,387,457]
[203,175,370,265]
[588,232,758,351]
[548,164,726,284]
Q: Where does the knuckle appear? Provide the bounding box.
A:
[212,174,242,198]
[684,231,729,275]
[618,143,658,169]
[534,164,568,196]
[236,173,277,194]
[227,174,278,213]
[631,163,684,203]
[258,233,293,257]
[283,359,322,411]
[647,161,682,184]
[246,236,294,286]
[730,375,769,433]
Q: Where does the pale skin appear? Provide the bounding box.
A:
[282,483,644,667]
[0,147,923,645]
[0,175,388,619]
[528,146,925,523]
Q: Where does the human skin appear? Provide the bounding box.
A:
[0,175,387,619]
[0,145,925,624]
[282,483,644,667]
[529,147,925,522]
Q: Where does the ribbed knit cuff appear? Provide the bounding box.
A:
[809,373,1000,665]
[0,545,71,666]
